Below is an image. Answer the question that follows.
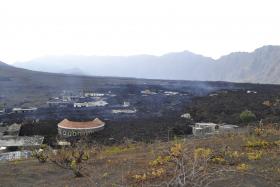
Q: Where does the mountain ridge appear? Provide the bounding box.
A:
[10,45,280,84]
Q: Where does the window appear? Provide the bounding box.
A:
[63,131,66,135]
[73,132,76,136]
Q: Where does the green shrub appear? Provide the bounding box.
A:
[240,110,256,123]
[32,144,49,163]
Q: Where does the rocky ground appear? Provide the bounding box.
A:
[2,80,280,145]
[0,124,279,187]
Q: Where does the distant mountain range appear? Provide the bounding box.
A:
[11,45,280,84]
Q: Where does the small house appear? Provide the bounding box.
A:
[192,123,239,136]
[5,123,22,136]
[12,107,37,114]
[192,123,218,136]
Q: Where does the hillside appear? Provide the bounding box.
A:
[0,60,244,107]
[0,125,279,187]
[0,61,167,106]
[14,45,280,84]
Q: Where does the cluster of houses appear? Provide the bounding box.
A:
[141,89,185,97]
[0,123,44,162]
[47,91,112,108]
[46,90,137,115]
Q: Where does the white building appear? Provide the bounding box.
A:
[192,123,218,136]
[246,90,257,94]
[0,150,32,161]
[219,124,239,132]
[164,91,179,96]
[141,90,156,95]
[123,101,130,107]
[84,92,105,97]
[192,123,239,136]
[181,113,192,120]
[112,109,137,114]
[73,100,108,108]
[12,107,37,113]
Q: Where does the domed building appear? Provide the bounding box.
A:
[58,118,105,138]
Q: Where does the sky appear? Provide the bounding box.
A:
[0,0,280,64]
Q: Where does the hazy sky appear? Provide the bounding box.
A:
[0,0,280,63]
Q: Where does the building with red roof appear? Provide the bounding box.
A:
[57,118,105,137]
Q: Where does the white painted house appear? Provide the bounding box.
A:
[192,123,239,136]
[84,92,105,97]
[74,100,108,108]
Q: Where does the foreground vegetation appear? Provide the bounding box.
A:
[1,124,280,187]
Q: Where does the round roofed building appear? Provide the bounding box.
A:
[58,118,105,137]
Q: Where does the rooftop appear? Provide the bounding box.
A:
[7,123,21,132]
[58,118,105,129]
[0,136,44,147]
[195,123,218,127]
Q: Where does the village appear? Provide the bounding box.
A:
[0,75,275,163]
[0,79,280,187]
[0,86,246,162]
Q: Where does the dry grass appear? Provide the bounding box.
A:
[0,125,280,187]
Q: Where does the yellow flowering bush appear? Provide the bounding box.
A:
[236,163,249,172]
[246,138,270,149]
[151,168,166,178]
[194,148,212,159]
[211,156,226,164]
[133,173,147,182]
[170,143,183,157]
[247,151,263,160]
[149,156,171,167]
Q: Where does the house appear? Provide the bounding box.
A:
[58,118,105,138]
[12,107,37,114]
[0,109,5,115]
[181,113,192,120]
[47,100,70,107]
[0,136,44,148]
[192,123,239,136]
[112,109,137,114]
[0,123,22,137]
[192,123,218,136]
[5,123,22,136]
[141,90,156,95]
[246,90,257,94]
[0,150,32,162]
[219,124,239,132]
[73,102,88,108]
[164,91,179,96]
[73,100,108,108]
[123,101,130,107]
[84,92,105,97]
